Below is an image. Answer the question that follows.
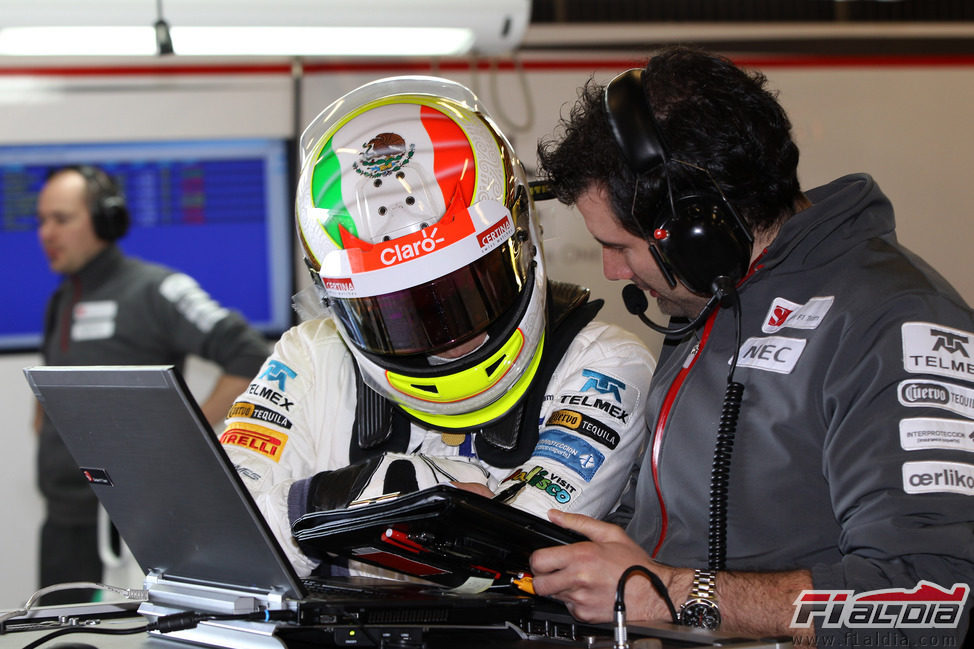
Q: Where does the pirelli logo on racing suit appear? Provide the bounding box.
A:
[220,422,289,462]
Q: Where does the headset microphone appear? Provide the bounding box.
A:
[622,281,735,338]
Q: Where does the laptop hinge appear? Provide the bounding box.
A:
[141,572,292,615]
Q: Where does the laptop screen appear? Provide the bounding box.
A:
[25,365,305,599]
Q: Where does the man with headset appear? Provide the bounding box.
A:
[528,46,974,648]
[34,165,270,602]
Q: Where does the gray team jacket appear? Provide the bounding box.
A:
[624,174,973,646]
[39,245,269,522]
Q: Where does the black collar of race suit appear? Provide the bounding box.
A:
[349,282,603,468]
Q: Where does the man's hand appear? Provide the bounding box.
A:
[529,509,691,624]
[452,481,495,499]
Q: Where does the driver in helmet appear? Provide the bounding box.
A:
[221,76,655,578]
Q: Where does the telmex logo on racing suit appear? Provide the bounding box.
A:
[579,369,626,402]
[791,581,969,630]
[903,322,974,382]
[557,394,629,423]
[258,360,297,391]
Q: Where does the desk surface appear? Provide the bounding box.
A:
[0,601,792,649]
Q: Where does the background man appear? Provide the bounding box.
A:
[34,165,270,603]
[529,46,974,648]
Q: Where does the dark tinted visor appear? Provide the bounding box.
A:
[331,240,528,356]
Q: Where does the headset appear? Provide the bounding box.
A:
[606,69,748,573]
[71,164,130,241]
[603,68,753,300]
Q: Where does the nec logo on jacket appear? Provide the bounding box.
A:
[737,336,807,374]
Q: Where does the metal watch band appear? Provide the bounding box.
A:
[689,569,718,601]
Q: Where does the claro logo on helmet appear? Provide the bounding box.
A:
[379,227,446,266]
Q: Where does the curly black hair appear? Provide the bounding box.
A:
[537,46,802,238]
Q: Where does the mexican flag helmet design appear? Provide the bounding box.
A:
[295,76,546,427]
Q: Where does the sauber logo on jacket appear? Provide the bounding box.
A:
[762,296,833,334]
[903,322,974,383]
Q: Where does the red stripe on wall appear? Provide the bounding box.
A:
[2,53,973,78]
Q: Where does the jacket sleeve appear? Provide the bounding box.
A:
[148,271,269,377]
[811,293,974,646]
[502,320,656,520]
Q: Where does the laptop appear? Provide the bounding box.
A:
[23,365,535,647]
[24,365,785,649]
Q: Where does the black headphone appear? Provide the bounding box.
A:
[71,164,130,241]
[603,69,753,297]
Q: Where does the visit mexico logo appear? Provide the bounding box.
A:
[790,581,969,630]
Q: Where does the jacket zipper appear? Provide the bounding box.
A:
[648,315,716,557]
[648,253,767,557]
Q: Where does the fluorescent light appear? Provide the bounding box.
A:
[0,27,157,56]
[0,25,477,57]
[171,26,476,57]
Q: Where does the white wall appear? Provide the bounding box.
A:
[2,45,973,609]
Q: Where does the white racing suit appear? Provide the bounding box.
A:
[222,307,655,577]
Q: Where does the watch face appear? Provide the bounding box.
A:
[681,600,721,630]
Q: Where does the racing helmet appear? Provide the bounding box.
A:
[296,76,547,429]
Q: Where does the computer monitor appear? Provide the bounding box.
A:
[0,138,295,351]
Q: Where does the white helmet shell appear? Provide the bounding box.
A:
[296,76,547,425]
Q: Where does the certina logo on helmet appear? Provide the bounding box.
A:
[900,382,951,405]
[353,132,416,178]
[477,216,514,250]
[379,227,447,265]
[324,277,354,294]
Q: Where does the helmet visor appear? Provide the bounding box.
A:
[331,240,527,356]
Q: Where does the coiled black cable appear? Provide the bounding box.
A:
[706,279,745,571]
[707,380,744,570]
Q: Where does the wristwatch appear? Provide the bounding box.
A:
[679,569,721,630]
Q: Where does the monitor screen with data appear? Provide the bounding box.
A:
[0,138,294,351]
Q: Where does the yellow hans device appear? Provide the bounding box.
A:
[391,332,545,430]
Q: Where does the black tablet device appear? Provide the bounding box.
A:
[291,484,587,590]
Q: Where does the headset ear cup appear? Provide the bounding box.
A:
[92,195,130,241]
[655,195,752,295]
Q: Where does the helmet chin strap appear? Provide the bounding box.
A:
[621,277,736,338]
